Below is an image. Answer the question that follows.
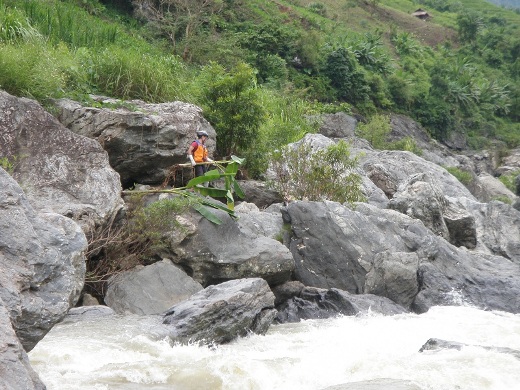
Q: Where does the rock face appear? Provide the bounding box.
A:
[54,96,216,187]
[275,286,407,323]
[163,278,277,344]
[388,173,477,248]
[0,91,123,232]
[167,208,294,287]
[362,150,476,201]
[419,338,520,359]
[104,259,204,315]
[457,198,520,262]
[0,168,86,351]
[0,302,46,390]
[318,112,358,138]
[283,200,520,313]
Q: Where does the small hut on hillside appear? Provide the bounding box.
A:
[412,8,431,20]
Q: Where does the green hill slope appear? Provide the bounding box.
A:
[1,0,519,176]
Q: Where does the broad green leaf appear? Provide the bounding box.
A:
[192,203,223,224]
[185,169,225,188]
[225,161,239,175]
[230,155,245,165]
[193,186,228,198]
[233,180,245,199]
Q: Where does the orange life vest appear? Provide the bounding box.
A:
[192,140,208,163]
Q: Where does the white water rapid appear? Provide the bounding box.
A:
[29,305,520,390]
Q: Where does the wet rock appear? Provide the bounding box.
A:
[419,338,520,359]
[163,278,276,344]
[276,286,407,323]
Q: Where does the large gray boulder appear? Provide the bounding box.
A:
[0,168,86,351]
[364,251,420,308]
[104,259,203,315]
[164,207,294,287]
[54,96,216,187]
[163,278,277,344]
[317,112,358,138]
[388,173,451,240]
[361,150,476,201]
[0,91,123,232]
[275,286,406,323]
[477,172,516,202]
[0,301,46,390]
[284,200,520,314]
[457,198,520,263]
[388,173,477,248]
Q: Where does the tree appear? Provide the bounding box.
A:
[322,47,371,105]
[197,62,264,158]
[132,0,223,59]
[457,11,485,44]
[269,140,365,204]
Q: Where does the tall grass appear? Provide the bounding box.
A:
[11,0,118,48]
[0,39,81,100]
[82,47,187,102]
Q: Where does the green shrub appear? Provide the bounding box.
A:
[195,62,265,158]
[444,166,474,185]
[355,113,391,149]
[269,140,365,204]
[387,137,423,156]
[492,195,513,204]
[0,155,17,173]
[499,169,520,193]
[307,3,327,16]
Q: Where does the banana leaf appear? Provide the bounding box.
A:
[185,169,233,188]
[230,155,245,165]
[233,180,245,199]
[191,202,223,224]
[194,185,228,198]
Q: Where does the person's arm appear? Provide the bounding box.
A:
[187,143,197,166]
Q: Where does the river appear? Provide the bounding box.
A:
[29,305,520,390]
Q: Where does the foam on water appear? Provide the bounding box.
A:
[29,306,520,390]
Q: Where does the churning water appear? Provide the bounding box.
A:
[29,305,520,390]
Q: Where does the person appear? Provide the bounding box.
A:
[187,130,213,177]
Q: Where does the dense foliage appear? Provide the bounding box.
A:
[1,0,519,172]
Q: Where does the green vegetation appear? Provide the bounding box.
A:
[1,0,519,169]
[499,169,520,192]
[356,113,422,154]
[269,140,366,204]
[0,155,17,173]
[445,166,474,185]
[85,156,244,297]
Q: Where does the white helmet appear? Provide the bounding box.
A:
[196,130,209,138]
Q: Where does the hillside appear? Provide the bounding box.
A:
[0,0,519,178]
